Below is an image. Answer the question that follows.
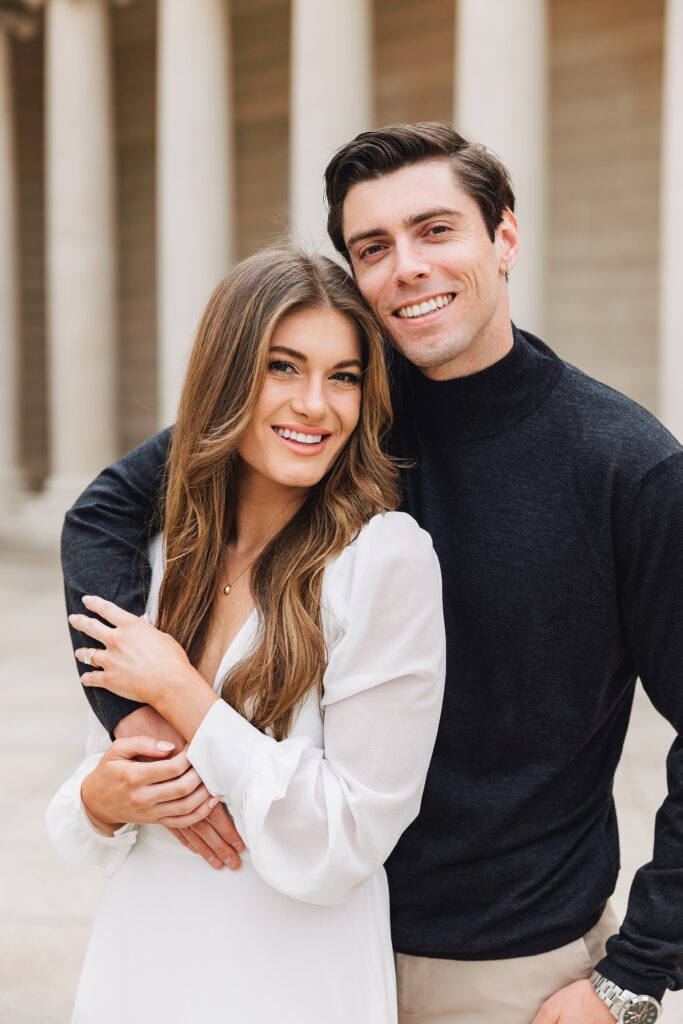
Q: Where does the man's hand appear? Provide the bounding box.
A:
[531,979,616,1024]
[113,706,245,870]
[168,802,245,871]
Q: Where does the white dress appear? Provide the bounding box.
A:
[47,512,446,1024]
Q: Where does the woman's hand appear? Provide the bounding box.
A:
[81,735,220,835]
[69,594,196,706]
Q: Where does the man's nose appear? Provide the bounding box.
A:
[393,239,430,285]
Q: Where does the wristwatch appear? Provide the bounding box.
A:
[590,970,663,1023]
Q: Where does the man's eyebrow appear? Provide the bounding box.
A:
[346,207,464,251]
[270,346,362,370]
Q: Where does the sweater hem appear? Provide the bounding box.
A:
[392,907,603,962]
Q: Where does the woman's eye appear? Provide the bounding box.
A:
[331,371,361,387]
[268,359,297,376]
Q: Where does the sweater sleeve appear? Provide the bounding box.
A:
[61,428,172,737]
[186,512,446,905]
[597,451,683,999]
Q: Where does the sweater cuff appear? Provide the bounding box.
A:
[187,699,276,813]
[595,955,667,1003]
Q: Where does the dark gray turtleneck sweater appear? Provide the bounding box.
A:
[62,328,683,1000]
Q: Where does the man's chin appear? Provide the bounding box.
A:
[388,333,471,372]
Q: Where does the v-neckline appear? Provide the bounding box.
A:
[211,608,258,690]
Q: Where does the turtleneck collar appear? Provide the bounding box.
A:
[398,325,564,443]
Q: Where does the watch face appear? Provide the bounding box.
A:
[622,1001,660,1024]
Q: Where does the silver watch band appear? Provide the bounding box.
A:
[590,970,663,1022]
[591,971,637,1017]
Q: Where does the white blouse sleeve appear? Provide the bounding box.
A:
[187,511,446,905]
[46,535,166,876]
[46,703,138,878]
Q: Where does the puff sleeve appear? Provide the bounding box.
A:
[187,512,446,904]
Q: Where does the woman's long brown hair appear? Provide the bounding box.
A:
[155,249,399,739]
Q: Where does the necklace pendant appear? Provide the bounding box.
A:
[223,585,231,596]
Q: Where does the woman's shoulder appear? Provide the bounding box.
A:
[334,510,434,567]
[320,512,443,662]
[355,509,433,551]
[322,512,439,611]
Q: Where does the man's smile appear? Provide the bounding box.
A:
[392,292,456,322]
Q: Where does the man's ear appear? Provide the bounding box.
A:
[497,207,520,271]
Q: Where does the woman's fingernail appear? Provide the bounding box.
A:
[233,841,244,852]
[68,614,76,624]
[228,857,240,870]
[210,857,223,870]
[82,595,92,603]
[156,741,175,751]
[208,796,219,808]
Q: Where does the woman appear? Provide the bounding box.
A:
[47,249,445,1024]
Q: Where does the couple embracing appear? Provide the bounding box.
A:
[49,123,682,1023]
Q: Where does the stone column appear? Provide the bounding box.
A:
[455,0,547,336]
[289,0,372,252]
[157,0,234,425]
[0,24,24,508]
[659,0,683,440]
[44,0,117,510]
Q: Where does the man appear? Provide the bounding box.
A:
[63,123,683,1022]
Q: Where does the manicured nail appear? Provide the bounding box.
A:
[156,741,175,751]
[68,614,77,624]
[82,595,93,604]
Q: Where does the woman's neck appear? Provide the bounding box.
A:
[231,468,307,557]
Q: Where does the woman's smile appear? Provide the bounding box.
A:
[271,423,333,455]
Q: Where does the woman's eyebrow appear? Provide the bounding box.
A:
[270,345,306,361]
[270,346,362,371]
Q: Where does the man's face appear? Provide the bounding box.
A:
[342,159,518,378]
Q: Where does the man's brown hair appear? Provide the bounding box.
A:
[324,121,515,259]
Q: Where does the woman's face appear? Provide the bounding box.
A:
[237,306,363,493]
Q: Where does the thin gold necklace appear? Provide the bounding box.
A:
[221,556,255,596]
[220,498,303,595]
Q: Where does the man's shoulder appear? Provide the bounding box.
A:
[532,335,682,477]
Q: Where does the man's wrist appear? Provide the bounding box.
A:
[113,705,153,739]
[590,970,663,1022]
[595,956,667,1005]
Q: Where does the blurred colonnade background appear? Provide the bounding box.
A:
[0,0,681,543]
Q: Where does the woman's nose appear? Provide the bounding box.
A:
[290,378,328,419]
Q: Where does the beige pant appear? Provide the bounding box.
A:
[396,904,620,1024]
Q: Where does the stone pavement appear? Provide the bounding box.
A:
[1,547,682,1022]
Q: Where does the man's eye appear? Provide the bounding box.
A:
[428,224,450,237]
[268,359,297,375]
[359,244,384,260]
